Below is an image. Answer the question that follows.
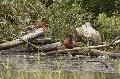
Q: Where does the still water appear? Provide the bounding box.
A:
[0,50,120,79]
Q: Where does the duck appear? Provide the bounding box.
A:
[75,22,102,45]
[63,35,78,49]
[37,18,48,32]
[21,18,48,35]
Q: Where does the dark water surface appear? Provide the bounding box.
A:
[0,51,120,79]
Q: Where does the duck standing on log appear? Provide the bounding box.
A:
[75,22,102,45]
[20,18,48,48]
[63,35,79,49]
[37,18,48,32]
[21,18,48,35]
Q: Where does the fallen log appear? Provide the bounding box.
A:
[90,49,120,58]
[46,48,120,58]
[1,46,120,58]
[29,36,120,51]
[0,48,35,55]
[0,34,119,57]
[30,38,55,45]
[38,42,62,52]
[0,29,44,50]
[0,42,62,54]
[44,38,120,57]
[1,42,119,58]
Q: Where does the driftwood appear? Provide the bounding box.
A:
[1,47,120,58]
[45,38,120,58]
[2,38,118,57]
[0,29,44,50]
[0,27,119,58]
[0,40,119,58]
[38,42,62,52]
[30,38,54,45]
[75,22,102,45]
[45,48,120,58]
[1,42,62,54]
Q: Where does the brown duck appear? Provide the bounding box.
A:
[63,35,78,49]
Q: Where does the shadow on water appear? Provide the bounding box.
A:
[0,50,120,79]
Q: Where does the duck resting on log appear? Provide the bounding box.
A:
[75,22,102,45]
[0,18,49,50]
[63,35,79,49]
[21,18,48,35]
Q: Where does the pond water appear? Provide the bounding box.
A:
[0,50,120,79]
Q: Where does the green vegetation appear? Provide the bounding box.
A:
[0,0,120,42]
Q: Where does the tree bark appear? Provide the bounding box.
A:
[1,42,62,54]
[0,29,44,50]
[30,38,55,45]
[38,42,62,52]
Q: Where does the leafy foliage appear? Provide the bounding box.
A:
[0,0,120,43]
[97,13,120,41]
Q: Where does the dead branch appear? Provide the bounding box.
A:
[0,29,44,50]
[87,36,120,49]
[45,37,120,57]
[45,48,120,58]
[1,42,62,54]
[38,42,62,52]
[30,38,54,45]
